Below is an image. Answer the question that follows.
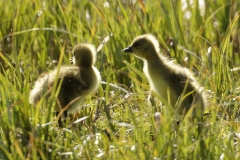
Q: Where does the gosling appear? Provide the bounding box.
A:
[29,43,101,124]
[123,34,207,119]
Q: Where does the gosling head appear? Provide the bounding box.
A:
[122,34,160,60]
[71,43,96,67]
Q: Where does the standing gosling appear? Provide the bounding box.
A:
[123,34,207,118]
[29,43,101,122]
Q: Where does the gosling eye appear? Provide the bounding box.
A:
[73,52,75,56]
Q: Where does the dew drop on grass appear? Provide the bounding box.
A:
[131,145,136,151]
[220,153,224,160]
[96,152,104,158]
[103,2,110,8]
[37,10,43,17]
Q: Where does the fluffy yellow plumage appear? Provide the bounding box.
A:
[29,43,101,124]
[123,34,207,118]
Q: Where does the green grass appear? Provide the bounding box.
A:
[0,0,240,159]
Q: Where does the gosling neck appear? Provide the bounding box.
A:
[75,61,94,68]
[145,53,169,73]
[145,51,163,62]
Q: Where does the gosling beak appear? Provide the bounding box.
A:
[122,46,132,53]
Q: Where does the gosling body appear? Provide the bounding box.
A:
[123,34,206,117]
[29,43,101,113]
